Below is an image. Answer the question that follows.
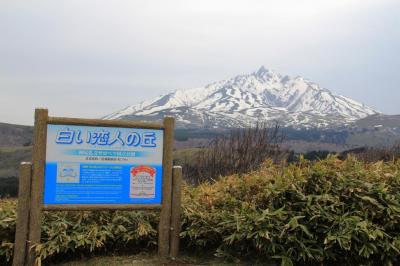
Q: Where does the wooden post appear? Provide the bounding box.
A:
[12,162,33,266]
[169,166,182,259]
[27,108,48,266]
[158,117,175,260]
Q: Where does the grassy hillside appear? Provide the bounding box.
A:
[0,122,33,181]
[0,123,33,147]
[0,147,32,196]
[0,146,32,178]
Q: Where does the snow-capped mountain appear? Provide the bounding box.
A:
[104,66,378,128]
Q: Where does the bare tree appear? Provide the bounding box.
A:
[347,142,400,163]
[183,122,284,184]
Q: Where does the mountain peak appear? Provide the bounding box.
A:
[104,67,378,129]
[255,65,277,76]
[256,65,268,74]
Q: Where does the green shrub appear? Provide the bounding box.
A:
[182,156,400,265]
[0,203,158,264]
[1,156,399,265]
[0,200,16,262]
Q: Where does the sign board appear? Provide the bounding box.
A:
[12,109,181,266]
[44,124,163,205]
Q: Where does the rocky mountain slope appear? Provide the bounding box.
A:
[104,66,378,128]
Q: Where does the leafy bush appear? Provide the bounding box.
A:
[0,204,158,264]
[182,156,400,265]
[0,200,16,262]
[1,156,400,265]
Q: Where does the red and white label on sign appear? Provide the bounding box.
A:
[130,166,156,199]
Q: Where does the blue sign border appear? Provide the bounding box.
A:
[43,124,164,205]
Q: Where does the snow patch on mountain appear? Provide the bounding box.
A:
[104,66,378,128]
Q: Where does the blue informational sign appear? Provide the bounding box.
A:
[44,124,164,205]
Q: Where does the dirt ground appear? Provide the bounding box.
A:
[54,252,274,266]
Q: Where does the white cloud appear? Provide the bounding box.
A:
[0,0,399,124]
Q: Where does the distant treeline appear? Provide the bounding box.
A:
[282,127,349,144]
[174,127,349,144]
[175,128,222,141]
[287,145,400,163]
[0,177,18,198]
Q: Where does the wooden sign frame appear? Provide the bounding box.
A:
[12,108,182,266]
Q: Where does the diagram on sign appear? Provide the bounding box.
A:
[130,166,156,199]
[57,163,80,183]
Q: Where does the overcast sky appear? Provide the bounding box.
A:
[1,0,399,125]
